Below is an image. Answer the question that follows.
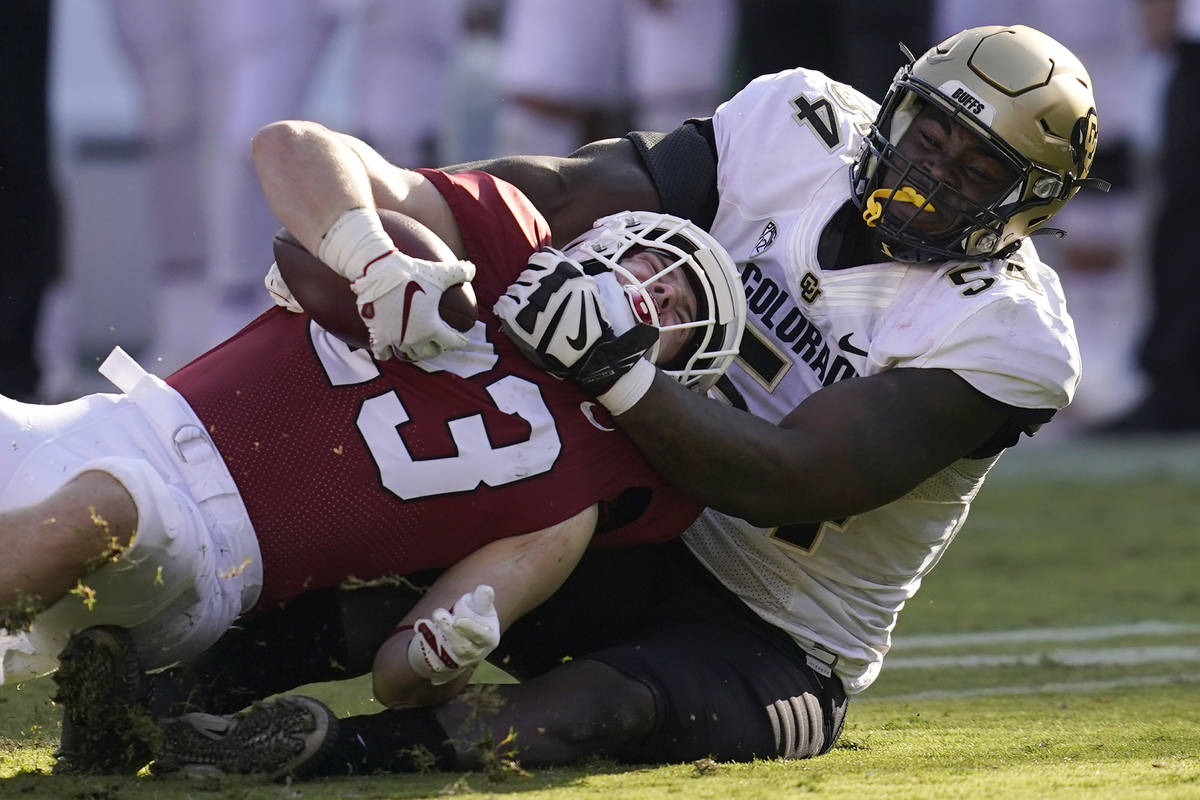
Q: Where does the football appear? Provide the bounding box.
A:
[272,209,478,351]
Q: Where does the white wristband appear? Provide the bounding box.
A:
[597,358,656,415]
[316,207,396,281]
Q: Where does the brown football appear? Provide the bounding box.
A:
[272,209,478,351]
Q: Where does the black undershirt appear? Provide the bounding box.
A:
[816,200,888,269]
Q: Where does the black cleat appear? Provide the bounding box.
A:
[152,695,337,780]
[51,625,153,774]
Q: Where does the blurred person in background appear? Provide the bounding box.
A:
[1,1,61,402]
[734,0,932,102]
[109,0,209,286]
[1102,0,1200,432]
[107,0,465,354]
[107,0,212,372]
[934,1,1161,433]
[441,0,506,164]
[493,0,738,156]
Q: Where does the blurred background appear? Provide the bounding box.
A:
[4,0,1196,440]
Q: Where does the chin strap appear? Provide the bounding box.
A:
[1029,227,1068,240]
[1073,176,1112,193]
[861,186,936,227]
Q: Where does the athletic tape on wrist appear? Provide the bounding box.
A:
[317,207,396,280]
[597,358,656,415]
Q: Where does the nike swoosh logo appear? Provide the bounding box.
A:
[838,332,868,357]
[580,401,616,431]
[398,282,426,344]
[566,294,594,350]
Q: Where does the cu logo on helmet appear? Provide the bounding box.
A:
[1070,110,1099,173]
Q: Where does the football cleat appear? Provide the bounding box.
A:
[151,695,338,780]
[51,626,152,774]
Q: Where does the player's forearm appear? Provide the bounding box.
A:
[617,368,1012,526]
[251,121,376,255]
[461,505,598,620]
[613,374,833,526]
[371,633,468,709]
[406,505,596,631]
[444,153,572,221]
[371,506,598,708]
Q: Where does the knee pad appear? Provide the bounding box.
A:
[62,456,210,621]
[16,456,239,679]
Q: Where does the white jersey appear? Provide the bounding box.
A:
[681,68,1082,694]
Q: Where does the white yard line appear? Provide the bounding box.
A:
[893,621,1200,650]
[887,645,1200,670]
[989,435,1200,483]
[868,621,1200,702]
[860,672,1200,703]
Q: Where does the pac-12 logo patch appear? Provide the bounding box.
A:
[754,220,778,255]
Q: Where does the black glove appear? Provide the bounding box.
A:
[494,250,658,395]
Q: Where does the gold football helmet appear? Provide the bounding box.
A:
[851,25,1109,262]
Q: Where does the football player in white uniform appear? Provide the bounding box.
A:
[123,25,1108,777]
[484,22,1104,760]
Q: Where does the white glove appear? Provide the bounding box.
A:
[264,262,305,313]
[350,251,476,362]
[407,585,500,686]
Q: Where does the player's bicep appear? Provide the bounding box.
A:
[447,139,661,246]
[780,368,1011,512]
[548,138,662,244]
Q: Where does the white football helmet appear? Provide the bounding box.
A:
[562,211,746,392]
[851,25,1108,262]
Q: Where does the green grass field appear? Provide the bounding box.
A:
[2,437,1198,799]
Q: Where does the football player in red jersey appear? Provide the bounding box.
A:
[0,121,746,772]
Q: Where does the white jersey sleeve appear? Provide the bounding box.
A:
[712,68,876,221]
[869,242,1082,411]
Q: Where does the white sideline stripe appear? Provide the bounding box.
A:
[861,672,1200,703]
[887,645,1200,670]
[990,436,1200,482]
[893,621,1200,650]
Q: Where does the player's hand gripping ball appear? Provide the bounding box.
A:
[272,209,477,352]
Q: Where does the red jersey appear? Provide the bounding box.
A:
[167,170,701,609]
